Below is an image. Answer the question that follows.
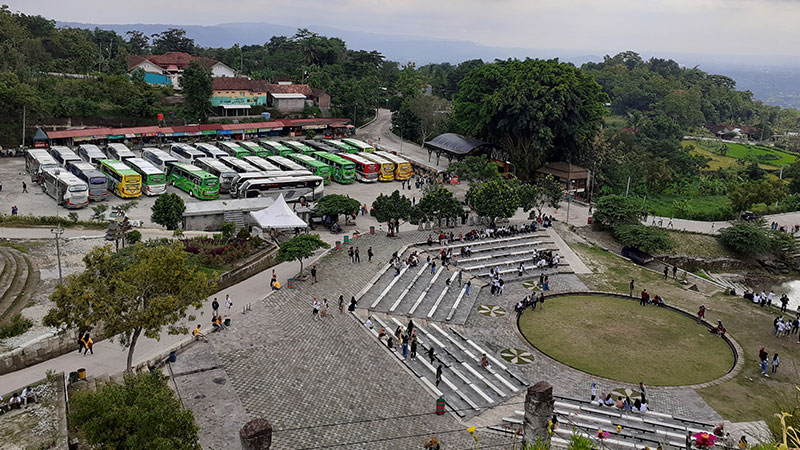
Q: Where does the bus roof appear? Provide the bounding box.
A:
[289,153,328,167]
[50,145,79,155]
[238,141,267,152]
[341,153,376,165]
[328,140,357,151]
[50,169,87,185]
[314,152,355,166]
[266,155,305,170]
[107,143,135,155]
[374,151,410,164]
[219,141,246,151]
[68,161,104,174]
[285,140,314,150]
[259,140,292,151]
[27,149,60,165]
[79,144,105,154]
[172,162,216,178]
[342,138,374,150]
[361,152,393,164]
[126,158,163,175]
[195,143,226,154]
[243,156,281,171]
[99,159,137,174]
[196,157,237,174]
[220,156,260,172]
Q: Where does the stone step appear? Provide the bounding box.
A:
[457,244,554,263]
[2,251,31,318]
[0,248,18,317]
[421,232,548,251]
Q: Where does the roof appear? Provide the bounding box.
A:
[184,196,278,217]
[536,162,589,180]
[33,128,49,141]
[423,133,492,155]
[311,88,329,97]
[270,93,307,99]
[220,104,252,109]
[127,52,226,72]
[265,83,313,96]
[213,77,268,91]
[249,194,307,229]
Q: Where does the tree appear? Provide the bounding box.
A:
[219,222,237,241]
[529,175,564,217]
[182,60,213,122]
[408,95,452,145]
[613,224,672,253]
[91,204,108,222]
[44,243,214,372]
[372,190,413,236]
[151,193,185,230]
[718,220,775,255]
[314,194,361,219]
[593,195,641,228]
[453,58,607,179]
[125,230,142,245]
[449,155,501,183]
[70,371,200,449]
[466,179,520,225]
[276,234,330,274]
[125,30,150,55]
[151,28,195,54]
[414,187,463,228]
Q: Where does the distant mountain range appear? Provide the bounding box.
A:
[58,20,800,110]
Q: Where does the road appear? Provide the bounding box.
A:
[357,108,449,171]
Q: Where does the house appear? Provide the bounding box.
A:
[128,52,236,89]
[311,89,330,109]
[265,82,314,113]
[536,162,590,200]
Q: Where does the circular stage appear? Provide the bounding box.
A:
[518,294,736,386]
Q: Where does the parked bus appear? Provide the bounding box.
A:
[360,152,395,181]
[340,153,380,182]
[236,175,323,203]
[229,170,315,198]
[25,149,61,182]
[307,140,340,154]
[77,144,108,166]
[259,140,294,156]
[242,155,281,172]
[342,138,375,153]
[283,140,317,155]
[41,168,89,209]
[105,143,136,162]
[194,157,238,194]
[170,143,205,163]
[142,148,178,172]
[375,151,413,181]
[219,156,260,174]
[238,141,271,157]
[288,153,332,184]
[311,152,356,184]
[266,155,306,172]
[327,140,359,154]
[66,161,108,201]
[218,141,251,159]
[48,146,81,166]
[98,159,142,198]
[195,142,228,159]
[125,158,166,196]
[167,163,220,200]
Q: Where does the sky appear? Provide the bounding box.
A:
[8,0,800,57]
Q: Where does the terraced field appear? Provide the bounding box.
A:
[0,245,40,324]
[684,139,798,170]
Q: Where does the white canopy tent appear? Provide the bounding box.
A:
[248,194,308,230]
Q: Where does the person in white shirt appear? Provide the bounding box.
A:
[768,291,776,306]
[21,386,36,406]
[365,316,373,329]
[225,294,233,316]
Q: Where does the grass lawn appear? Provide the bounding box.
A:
[640,195,731,221]
[567,237,800,423]
[519,295,734,385]
[684,140,797,170]
[661,230,737,259]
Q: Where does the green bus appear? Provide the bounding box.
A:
[259,140,294,156]
[288,153,332,184]
[328,140,359,154]
[167,163,220,200]
[218,141,252,159]
[125,157,167,196]
[98,159,142,198]
[283,140,317,155]
[311,152,355,184]
[238,141,271,157]
[342,138,375,152]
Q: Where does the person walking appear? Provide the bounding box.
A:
[348,247,354,263]
[211,297,220,318]
[410,338,417,360]
[759,347,769,377]
[312,298,321,321]
[435,364,443,387]
[465,280,471,295]
[672,265,678,279]
[367,247,373,263]
[79,331,90,354]
[22,181,27,193]
[311,266,317,284]
[355,247,360,263]
[638,382,646,403]
[428,347,435,364]
[338,295,345,313]
[83,335,93,355]
[697,305,706,323]
[348,296,357,312]
[780,294,789,313]
[321,298,328,317]
[402,339,409,358]
[225,295,233,316]
[630,279,635,297]
[591,382,597,401]
[663,266,669,280]
[771,353,780,374]
[457,270,463,286]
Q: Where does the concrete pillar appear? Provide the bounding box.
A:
[523,381,554,446]
[240,418,272,450]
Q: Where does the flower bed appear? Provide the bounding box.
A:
[181,235,267,268]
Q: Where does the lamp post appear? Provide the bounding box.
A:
[50,227,64,285]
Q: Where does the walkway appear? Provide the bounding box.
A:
[358,108,449,171]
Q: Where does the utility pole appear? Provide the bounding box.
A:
[50,227,64,284]
[21,104,26,147]
[566,162,572,226]
[625,176,631,197]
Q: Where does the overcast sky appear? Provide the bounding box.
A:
[8,0,800,57]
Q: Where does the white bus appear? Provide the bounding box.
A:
[194,157,237,193]
[77,144,108,166]
[41,168,89,208]
[242,155,281,172]
[169,143,205,163]
[105,143,136,162]
[66,161,108,201]
[229,170,314,197]
[195,142,228,159]
[125,158,167,196]
[48,146,82,166]
[236,175,323,203]
[25,149,61,182]
[266,155,305,172]
[142,148,178,172]
[219,156,260,173]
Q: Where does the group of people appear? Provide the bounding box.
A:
[773,315,799,337]
[312,295,358,320]
[427,222,539,246]
[638,288,666,307]
[376,320,419,361]
[515,292,546,313]
[0,386,37,413]
[591,382,649,413]
[745,290,793,313]
[759,346,780,376]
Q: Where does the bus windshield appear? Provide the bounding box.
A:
[89,177,106,185]
[203,177,219,187]
[69,184,88,192]
[150,174,166,184]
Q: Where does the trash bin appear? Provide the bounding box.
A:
[436,397,446,415]
[224,318,231,327]
[287,278,295,289]
[343,235,350,245]
[69,372,79,383]
[587,217,593,224]
[168,351,177,363]
[370,226,375,234]
[77,368,86,380]
[335,241,341,250]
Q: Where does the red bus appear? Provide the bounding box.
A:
[341,153,380,182]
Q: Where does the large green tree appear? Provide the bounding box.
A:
[449,155,502,183]
[71,372,200,449]
[44,243,214,372]
[276,234,330,274]
[150,28,195,54]
[372,190,413,236]
[413,186,463,228]
[453,58,608,179]
[314,194,361,219]
[151,193,185,230]
[593,194,641,228]
[466,178,521,225]
[181,60,213,122]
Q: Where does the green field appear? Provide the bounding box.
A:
[684,139,797,170]
[518,295,735,386]
[640,194,732,221]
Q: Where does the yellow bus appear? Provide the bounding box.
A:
[375,151,413,181]
[361,152,395,181]
[98,159,142,198]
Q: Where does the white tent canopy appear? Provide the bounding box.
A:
[248,194,307,229]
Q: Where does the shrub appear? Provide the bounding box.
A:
[718,220,774,255]
[593,195,640,228]
[236,227,251,240]
[613,224,673,253]
[68,212,79,223]
[0,314,33,338]
[0,214,105,229]
[125,230,142,245]
[220,222,237,241]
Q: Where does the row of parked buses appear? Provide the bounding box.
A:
[24,138,413,208]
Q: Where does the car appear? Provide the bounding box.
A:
[621,246,653,265]
[740,211,759,221]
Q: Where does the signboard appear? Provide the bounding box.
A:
[302,124,327,130]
